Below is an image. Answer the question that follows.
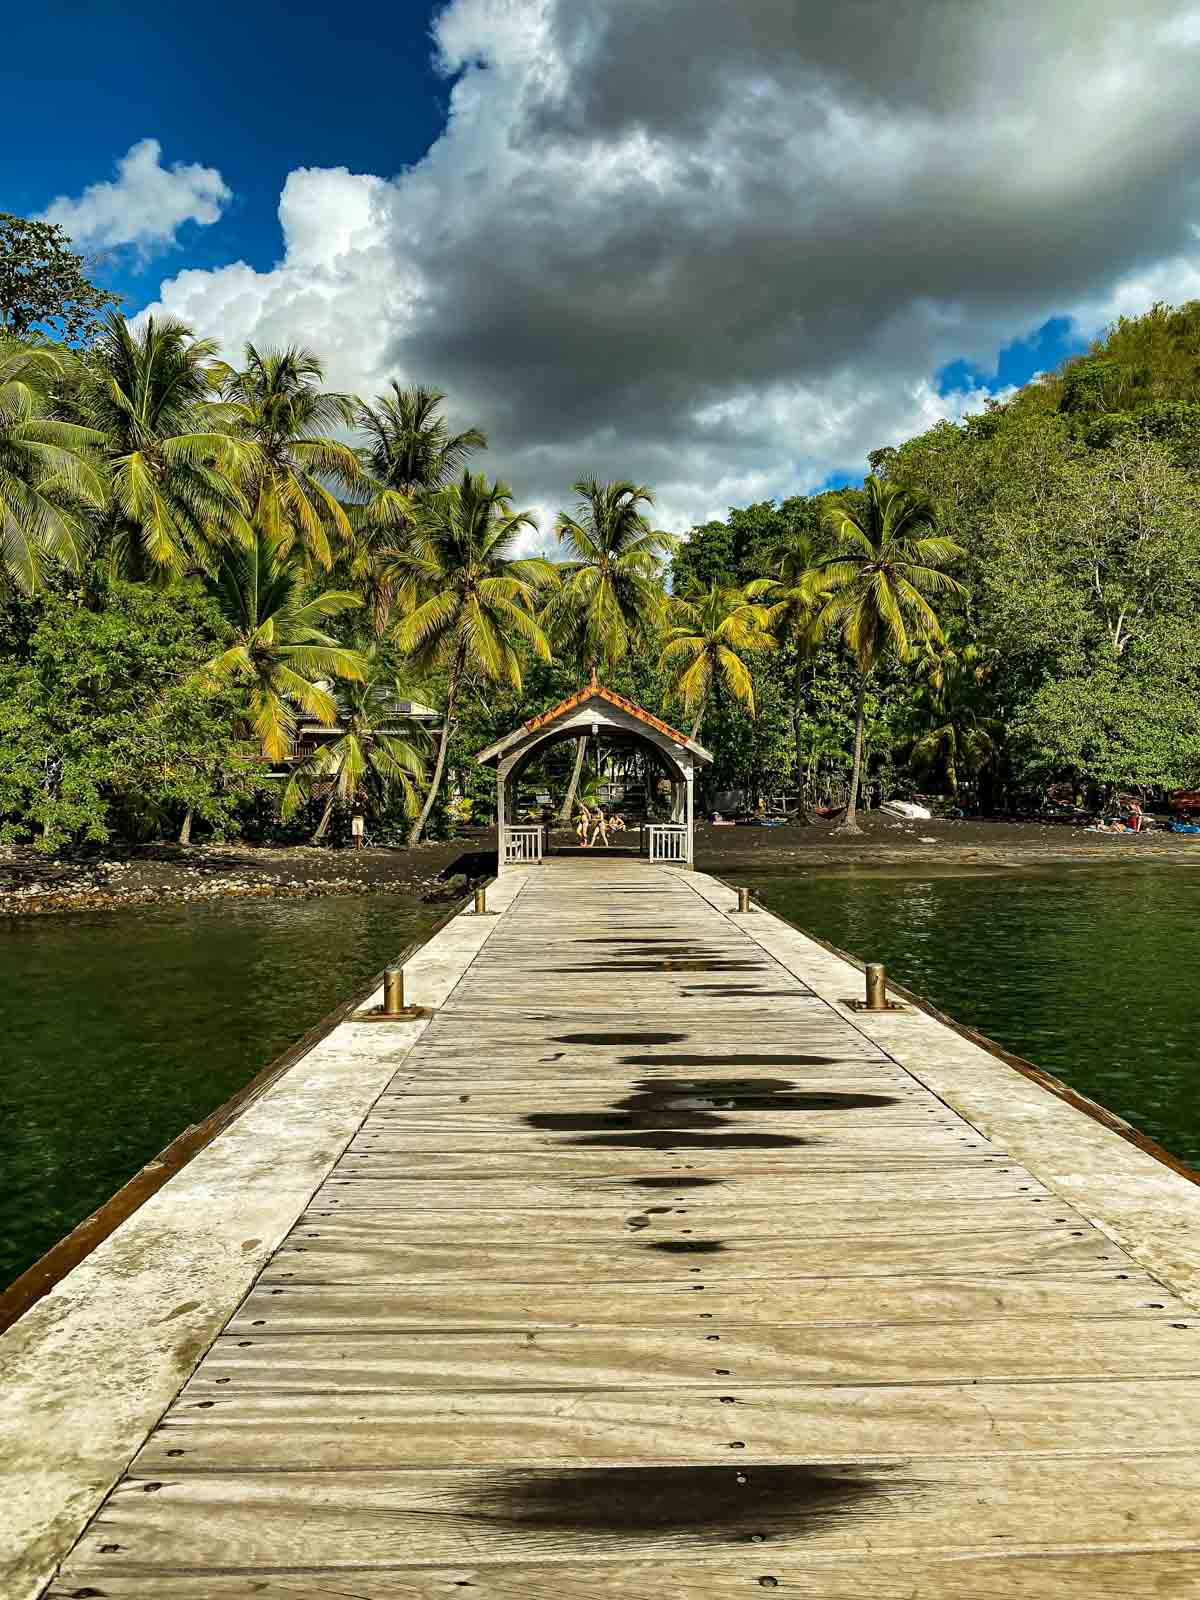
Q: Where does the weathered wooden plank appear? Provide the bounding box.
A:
[334,1127,994,1155]
[133,1380,1200,1471]
[46,1549,1200,1599]
[63,1455,1200,1571]
[379,1087,930,1113]
[261,1225,1118,1285]
[360,1102,946,1126]
[193,1314,1200,1392]
[231,1269,1179,1333]
[315,1165,1051,1209]
[296,1197,1064,1239]
[394,1062,899,1085]
[384,1055,923,1088]
[349,1115,958,1139]
[331,1150,1014,1178]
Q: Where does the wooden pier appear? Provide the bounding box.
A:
[12,859,1200,1596]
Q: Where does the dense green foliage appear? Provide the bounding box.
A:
[0,213,121,343]
[0,579,261,849]
[1,209,1198,852]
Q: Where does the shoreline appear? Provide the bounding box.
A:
[2,815,1199,918]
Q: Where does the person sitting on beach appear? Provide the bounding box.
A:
[609,813,627,835]
[1127,800,1145,832]
[591,806,611,848]
[576,803,592,847]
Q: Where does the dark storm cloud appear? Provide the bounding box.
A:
[148,0,1200,530]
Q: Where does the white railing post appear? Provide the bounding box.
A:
[502,824,544,864]
[647,823,687,862]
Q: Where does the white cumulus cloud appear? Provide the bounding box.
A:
[41,138,231,257]
[137,0,1200,537]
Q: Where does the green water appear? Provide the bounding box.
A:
[746,862,1200,1169]
[0,894,435,1288]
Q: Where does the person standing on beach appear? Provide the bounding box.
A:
[592,806,611,848]
[351,813,365,849]
[576,804,593,847]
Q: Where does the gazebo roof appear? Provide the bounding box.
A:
[475,683,713,766]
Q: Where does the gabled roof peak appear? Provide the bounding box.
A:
[475,682,712,765]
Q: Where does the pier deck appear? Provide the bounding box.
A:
[22,861,1200,1595]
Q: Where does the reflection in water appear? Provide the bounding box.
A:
[749,862,1200,1167]
[0,893,436,1287]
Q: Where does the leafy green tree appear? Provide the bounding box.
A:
[221,344,364,571]
[672,517,740,591]
[0,575,262,851]
[982,434,1200,666]
[392,470,552,845]
[0,341,105,594]
[662,584,775,740]
[281,642,429,840]
[1051,302,1200,416]
[671,498,814,591]
[79,313,251,577]
[748,525,829,814]
[0,213,121,342]
[1012,625,1200,792]
[701,661,795,808]
[814,476,966,832]
[202,531,366,762]
[544,478,672,819]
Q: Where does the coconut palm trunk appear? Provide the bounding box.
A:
[312,788,338,843]
[792,657,813,824]
[557,737,588,824]
[690,681,712,742]
[408,649,464,847]
[838,676,867,835]
[178,809,194,846]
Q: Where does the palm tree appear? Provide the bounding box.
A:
[357,383,487,497]
[79,313,252,578]
[221,344,365,571]
[281,643,429,841]
[814,476,967,834]
[392,470,552,845]
[0,340,105,593]
[904,636,1000,802]
[662,584,776,740]
[544,478,673,821]
[747,525,829,818]
[349,384,487,633]
[201,530,366,764]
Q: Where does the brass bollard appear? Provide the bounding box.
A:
[383,964,405,1016]
[474,886,487,915]
[864,963,888,1011]
[737,886,751,914]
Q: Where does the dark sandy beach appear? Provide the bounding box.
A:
[2,810,1197,917]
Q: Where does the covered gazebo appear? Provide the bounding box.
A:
[476,683,713,870]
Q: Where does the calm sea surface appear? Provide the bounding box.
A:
[0,894,435,1288]
[745,862,1200,1169]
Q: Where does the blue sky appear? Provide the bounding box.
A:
[4,0,449,305]
[936,317,1088,400]
[5,0,1195,532]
